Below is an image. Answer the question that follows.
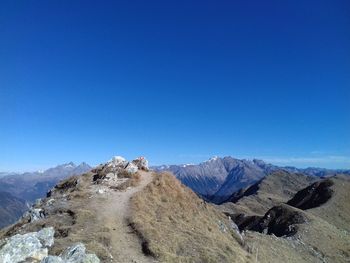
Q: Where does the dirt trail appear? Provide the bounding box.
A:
[93,171,157,263]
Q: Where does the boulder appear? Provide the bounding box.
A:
[24,208,46,222]
[0,227,54,263]
[125,162,138,174]
[36,227,55,247]
[107,156,128,168]
[132,157,149,171]
[60,243,86,262]
[0,228,99,263]
[60,243,100,263]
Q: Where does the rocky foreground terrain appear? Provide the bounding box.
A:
[0,156,349,263]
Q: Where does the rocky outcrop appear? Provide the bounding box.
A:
[0,227,54,263]
[47,176,79,197]
[24,207,46,222]
[132,157,149,171]
[231,204,306,237]
[0,227,99,263]
[251,205,306,236]
[287,179,334,210]
[92,156,148,185]
[56,243,100,263]
[226,213,262,231]
[125,162,138,174]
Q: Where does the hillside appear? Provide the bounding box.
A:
[129,172,248,263]
[223,175,350,263]
[220,170,315,215]
[0,191,27,229]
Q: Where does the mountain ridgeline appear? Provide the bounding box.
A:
[0,162,92,202]
[1,155,349,263]
[0,162,92,229]
[154,156,349,204]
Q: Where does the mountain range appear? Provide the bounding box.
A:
[1,156,349,263]
[1,156,349,230]
[0,162,92,228]
[154,156,350,204]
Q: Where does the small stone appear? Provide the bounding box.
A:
[60,243,86,262]
[47,199,55,205]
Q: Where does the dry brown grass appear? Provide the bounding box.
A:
[129,172,249,263]
[117,170,136,179]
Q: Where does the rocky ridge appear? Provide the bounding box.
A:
[0,156,151,263]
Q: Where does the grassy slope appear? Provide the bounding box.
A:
[130,172,250,263]
[220,171,315,216]
[234,175,350,263]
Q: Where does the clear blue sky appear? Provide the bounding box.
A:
[0,0,349,171]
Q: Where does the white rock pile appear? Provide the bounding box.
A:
[93,156,149,185]
[0,228,99,263]
[106,156,149,172]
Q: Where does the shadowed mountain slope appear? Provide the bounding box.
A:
[0,192,27,229]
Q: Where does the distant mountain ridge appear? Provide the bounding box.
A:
[0,162,92,229]
[0,191,27,229]
[153,156,350,204]
[0,162,92,202]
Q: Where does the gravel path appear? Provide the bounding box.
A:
[93,171,157,263]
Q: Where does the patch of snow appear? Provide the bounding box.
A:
[208,156,219,162]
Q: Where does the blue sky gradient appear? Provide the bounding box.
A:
[0,0,349,171]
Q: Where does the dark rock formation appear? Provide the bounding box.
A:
[287,179,334,210]
[225,213,262,231]
[230,204,306,237]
